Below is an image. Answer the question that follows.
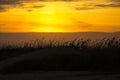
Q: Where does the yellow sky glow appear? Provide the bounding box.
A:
[0,1,120,32]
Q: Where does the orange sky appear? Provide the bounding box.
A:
[0,0,120,32]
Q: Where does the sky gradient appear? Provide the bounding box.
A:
[0,0,120,32]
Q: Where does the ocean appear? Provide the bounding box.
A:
[0,32,120,46]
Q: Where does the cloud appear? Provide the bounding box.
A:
[0,0,46,12]
[0,0,21,12]
[110,0,120,2]
[25,5,45,12]
[95,3,120,7]
[27,9,32,12]
[21,4,45,9]
[32,5,44,8]
[75,2,120,10]
[0,0,20,5]
[0,7,6,12]
[75,7,95,10]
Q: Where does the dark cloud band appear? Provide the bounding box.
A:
[0,0,120,12]
[96,3,120,7]
[75,3,120,11]
[0,0,21,12]
[110,0,120,2]
[0,0,20,5]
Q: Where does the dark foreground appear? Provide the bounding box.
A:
[0,71,120,80]
[0,37,120,79]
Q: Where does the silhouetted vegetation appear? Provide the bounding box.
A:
[0,37,120,74]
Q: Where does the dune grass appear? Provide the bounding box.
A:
[0,37,120,74]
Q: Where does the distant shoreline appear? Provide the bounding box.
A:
[0,32,120,34]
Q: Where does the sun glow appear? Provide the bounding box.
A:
[33,26,66,32]
[33,3,74,32]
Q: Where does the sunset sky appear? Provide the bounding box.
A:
[0,0,120,32]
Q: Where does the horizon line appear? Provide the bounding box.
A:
[0,31,120,33]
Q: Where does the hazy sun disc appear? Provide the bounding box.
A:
[33,26,66,32]
[34,4,75,32]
